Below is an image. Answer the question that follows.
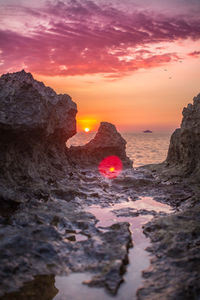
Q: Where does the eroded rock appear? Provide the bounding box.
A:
[166,93,200,180]
[0,70,77,140]
[0,70,78,204]
[138,205,200,300]
[68,122,132,168]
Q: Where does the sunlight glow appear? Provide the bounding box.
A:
[77,118,98,132]
[99,156,123,179]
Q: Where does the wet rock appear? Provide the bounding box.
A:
[112,207,167,217]
[83,222,132,295]
[0,275,58,300]
[84,259,124,295]
[138,205,200,300]
[68,122,132,168]
[0,194,133,297]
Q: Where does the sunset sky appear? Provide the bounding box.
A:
[0,0,200,132]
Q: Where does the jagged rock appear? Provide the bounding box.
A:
[0,275,58,300]
[166,93,200,180]
[0,71,133,204]
[68,122,132,168]
[138,205,200,300]
[0,70,77,203]
[0,70,77,141]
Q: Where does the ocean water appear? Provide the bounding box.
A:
[67,131,172,167]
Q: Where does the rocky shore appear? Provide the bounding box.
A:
[0,70,199,299]
[0,70,133,297]
[138,93,200,300]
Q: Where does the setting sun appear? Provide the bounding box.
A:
[77,118,98,132]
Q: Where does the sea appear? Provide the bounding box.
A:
[67,131,172,167]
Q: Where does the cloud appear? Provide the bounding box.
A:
[0,0,200,77]
[188,50,200,58]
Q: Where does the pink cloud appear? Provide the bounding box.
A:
[0,0,200,77]
[188,50,200,58]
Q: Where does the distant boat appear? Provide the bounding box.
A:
[143,130,152,133]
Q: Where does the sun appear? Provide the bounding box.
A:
[84,127,90,132]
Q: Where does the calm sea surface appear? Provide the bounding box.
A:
[67,131,172,167]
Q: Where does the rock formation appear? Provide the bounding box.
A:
[0,70,133,296]
[68,122,132,168]
[0,70,131,204]
[0,70,77,141]
[166,93,200,179]
[0,70,77,203]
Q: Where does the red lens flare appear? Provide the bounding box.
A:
[98,155,123,179]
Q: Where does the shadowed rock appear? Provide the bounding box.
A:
[0,70,77,141]
[0,275,58,300]
[68,122,132,168]
[166,93,200,180]
[0,70,77,203]
[0,70,134,298]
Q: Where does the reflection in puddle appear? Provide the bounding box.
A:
[54,197,172,300]
[54,274,110,300]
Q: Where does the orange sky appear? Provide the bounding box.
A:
[1,0,200,132]
[35,43,200,132]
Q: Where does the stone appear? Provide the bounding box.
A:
[0,70,135,297]
[166,93,200,180]
[68,122,132,168]
[138,205,200,300]
[0,70,77,203]
[0,70,77,141]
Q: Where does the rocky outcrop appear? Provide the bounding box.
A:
[68,122,132,168]
[137,92,200,300]
[0,70,77,141]
[0,70,132,204]
[0,71,134,297]
[166,93,200,180]
[0,70,77,203]
[138,202,200,300]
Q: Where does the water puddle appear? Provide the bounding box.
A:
[54,197,172,300]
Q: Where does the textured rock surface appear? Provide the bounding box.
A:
[2,70,199,300]
[0,70,77,141]
[137,93,200,300]
[138,204,200,300]
[0,173,134,297]
[68,122,132,168]
[0,70,77,203]
[166,93,200,180]
[0,70,135,297]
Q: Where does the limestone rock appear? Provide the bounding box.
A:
[68,122,132,168]
[166,93,200,180]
